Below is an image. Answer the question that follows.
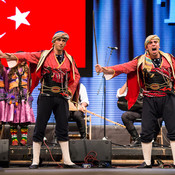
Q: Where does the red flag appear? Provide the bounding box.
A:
[0,0,86,68]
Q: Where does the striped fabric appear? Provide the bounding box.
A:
[10,125,18,146]
[20,126,28,145]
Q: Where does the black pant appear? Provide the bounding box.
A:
[121,111,141,131]
[141,95,175,142]
[122,111,162,139]
[33,94,69,142]
[68,111,85,135]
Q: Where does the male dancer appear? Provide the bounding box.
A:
[95,35,175,168]
[0,31,80,168]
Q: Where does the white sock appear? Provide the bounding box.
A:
[170,141,175,165]
[32,141,42,165]
[141,142,152,165]
[59,141,74,165]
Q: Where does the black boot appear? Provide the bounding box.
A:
[128,128,141,147]
[130,137,141,147]
[80,132,86,139]
[137,162,152,168]
[171,164,175,168]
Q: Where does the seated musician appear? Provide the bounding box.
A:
[69,83,89,139]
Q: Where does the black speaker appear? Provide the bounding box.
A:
[69,140,111,163]
[0,139,9,167]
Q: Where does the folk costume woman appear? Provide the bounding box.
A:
[6,61,35,146]
[0,60,8,137]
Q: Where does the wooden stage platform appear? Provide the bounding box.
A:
[1,140,174,167]
[8,144,172,162]
[1,124,174,174]
[1,140,175,175]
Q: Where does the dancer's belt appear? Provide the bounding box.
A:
[145,83,172,91]
[44,86,61,93]
[143,69,173,91]
[39,85,69,98]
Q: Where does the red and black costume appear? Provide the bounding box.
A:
[12,48,80,142]
[105,51,175,143]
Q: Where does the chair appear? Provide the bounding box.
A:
[0,124,5,139]
[68,100,91,140]
[68,114,91,140]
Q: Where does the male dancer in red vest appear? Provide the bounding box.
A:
[95,35,175,168]
[0,31,80,168]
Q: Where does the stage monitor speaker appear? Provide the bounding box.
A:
[0,139,9,167]
[69,140,112,163]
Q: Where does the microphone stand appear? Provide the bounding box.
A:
[102,48,114,140]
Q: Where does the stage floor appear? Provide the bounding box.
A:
[1,167,175,175]
[1,153,175,175]
[1,139,175,174]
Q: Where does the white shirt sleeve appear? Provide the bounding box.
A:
[79,83,89,106]
[116,87,128,98]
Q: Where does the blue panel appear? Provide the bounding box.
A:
[132,0,146,56]
[153,0,175,55]
[31,0,175,129]
[164,0,175,23]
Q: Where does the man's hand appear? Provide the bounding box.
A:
[0,50,7,59]
[78,104,86,113]
[0,50,16,61]
[95,64,103,73]
[102,67,114,74]
[95,64,114,75]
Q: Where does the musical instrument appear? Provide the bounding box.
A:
[68,100,78,111]
[85,109,125,128]
[68,100,125,128]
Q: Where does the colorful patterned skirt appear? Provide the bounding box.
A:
[5,100,35,123]
[0,100,7,123]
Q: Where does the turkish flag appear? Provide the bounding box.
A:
[0,0,86,68]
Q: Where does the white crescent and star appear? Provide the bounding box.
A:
[0,1,30,38]
[7,7,30,30]
[0,32,6,38]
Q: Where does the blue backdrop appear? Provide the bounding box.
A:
[31,0,175,127]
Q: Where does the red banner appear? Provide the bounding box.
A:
[0,0,86,68]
